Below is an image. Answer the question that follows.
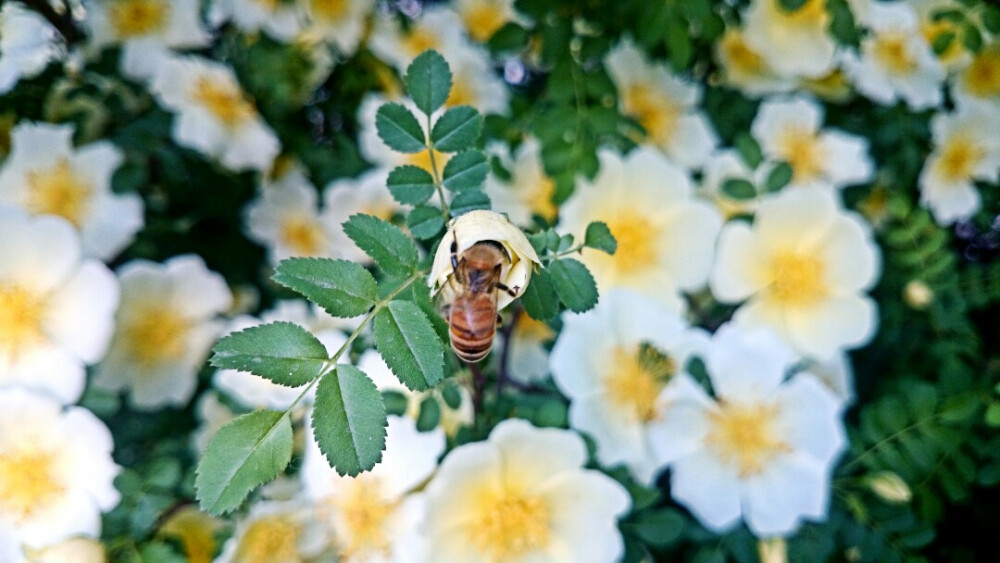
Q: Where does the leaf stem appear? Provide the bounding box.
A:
[425,114,450,217]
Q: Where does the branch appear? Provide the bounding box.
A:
[21,0,85,46]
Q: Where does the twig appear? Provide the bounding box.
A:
[470,361,486,423]
[22,0,85,46]
[495,305,521,396]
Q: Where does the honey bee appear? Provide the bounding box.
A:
[445,233,518,363]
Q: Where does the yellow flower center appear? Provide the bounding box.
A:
[402,27,440,57]
[159,507,222,563]
[774,0,829,29]
[776,125,826,183]
[109,0,170,39]
[769,252,827,305]
[0,447,65,523]
[469,490,550,558]
[720,30,767,75]
[25,158,93,227]
[330,477,397,557]
[310,0,348,21]
[525,176,557,221]
[960,44,1000,99]
[405,148,448,173]
[234,516,302,563]
[936,135,984,183]
[122,306,190,366]
[624,84,679,146]
[192,76,257,128]
[873,33,916,74]
[515,314,555,342]
[255,0,278,11]
[280,216,325,256]
[705,401,790,477]
[606,211,657,276]
[606,344,676,423]
[0,285,46,362]
[446,76,476,108]
[922,20,963,65]
[462,1,506,42]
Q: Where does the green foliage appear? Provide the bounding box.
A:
[312,365,388,476]
[442,150,489,192]
[520,268,560,320]
[406,204,446,239]
[387,165,436,205]
[405,50,453,115]
[343,214,420,276]
[549,258,599,313]
[449,189,492,216]
[373,300,446,391]
[209,322,328,387]
[431,105,483,152]
[721,178,757,200]
[375,103,426,153]
[584,221,618,254]
[195,410,293,515]
[764,162,793,192]
[273,258,378,318]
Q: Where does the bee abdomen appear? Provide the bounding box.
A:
[449,297,497,363]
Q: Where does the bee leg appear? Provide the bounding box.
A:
[496,314,503,327]
[496,282,518,297]
[450,231,459,271]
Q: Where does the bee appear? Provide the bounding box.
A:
[445,232,518,363]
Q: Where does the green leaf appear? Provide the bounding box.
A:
[520,267,560,320]
[387,165,435,205]
[962,22,983,53]
[373,300,445,390]
[441,383,462,409]
[584,222,617,254]
[209,322,328,387]
[550,258,599,313]
[311,365,388,476]
[431,106,482,152]
[488,22,529,53]
[375,103,426,153]
[196,410,293,514]
[407,205,446,239]
[405,50,452,115]
[343,214,419,276]
[382,390,409,416]
[765,161,794,192]
[416,395,441,431]
[932,31,956,55]
[984,6,1000,33]
[628,508,686,547]
[272,258,377,318]
[450,189,491,216]
[722,178,757,200]
[442,150,489,192]
[779,0,808,11]
[734,133,763,168]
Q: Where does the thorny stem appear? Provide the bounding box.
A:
[425,113,450,218]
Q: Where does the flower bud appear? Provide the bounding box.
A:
[429,210,541,311]
[903,280,933,310]
[867,471,912,503]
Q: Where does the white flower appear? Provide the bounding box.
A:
[802,352,856,407]
[209,0,304,42]
[428,209,541,312]
[423,418,631,562]
[0,2,62,94]
[699,149,771,218]
[368,7,465,72]
[357,94,454,177]
[93,254,233,410]
[302,415,445,561]
[843,1,945,110]
[952,42,1000,105]
[303,0,377,56]
[910,0,970,70]
[244,175,340,264]
[751,95,874,190]
[651,324,846,537]
[551,289,710,484]
[0,122,143,260]
[20,537,106,563]
[454,0,521,43]
[505,312,556,385]
[713,27,793,96]
[0,389,120,552]
[150,55,280,172]
[191,391,235,454]
[484,138,558,226]
[322,168,402,264]
[918,100,1000,225]
[0,206,119,404]
[606,40,718,169]
[216,500,328,563]
[84,0,211,80]
[438,40,510,115]
[558,147,722,312]
[710,187,880,359]
[743,0,837,79]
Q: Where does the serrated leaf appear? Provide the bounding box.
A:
[722,178,757,200]
[442,150,488,192]
[406,50,452,115]
[196,410,293,514]
[312,365,388,476]
[520,267,559,320]
[387,165,435,205]
[431,105,482,152]
[450,189,491,216]
[272,258,377,318]
[584,221,617,254]
[550,258,599,313]
[407,205,446,239]
[373,300,445,390]
[343,214,419,276]
[210,322,328,387]
[765,161,794,192]
[375,103,426,153]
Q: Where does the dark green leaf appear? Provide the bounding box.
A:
[734,133,763,168]
[387,165,435,205]
[407,205,446,240]
[416,395,441,431]
[550,258,598,313]
[431,106,482,152]
[520,267,560,320]
[343,214,419,276]
[442,150,489,192]
[273,258,377,318]
[210,322,328,387]
[450,189,491,216]
[628,508,686,547]
[488,22,529,53]
[382,390,409,416]
[722,178,757,200]
[962,22,983,53]
[196,410,293,514]
[931,8,965,23]
[779,0,808,11]
[405,50,453,115]
[312,365,388,476]
[584,222,617,254]
[765,161,794,192]
[441,383,462,409]
[932,31,956,55]
[375,103,426,153]
[984,6,1000,33]
[373,300,445,390]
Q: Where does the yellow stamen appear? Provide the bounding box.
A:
[0,285,46,362]
[462,1,506,43]
[469,489,550,558]
[0,447,65,523]
[122,306,190,366]
[192,77,257,127]
[525,176,557,221]
[720,29,768,76]
[310,0,347,21]
[776,126,826,183]
[280,216,325,256]
[605,211,657,276]
[774,0,829,29]
[873,33,916,74]
[25,158,93,227]
[935,135,984,183]
[623,84,679,146]
[705,401,790,477]
[330,477,397,557]
[606,344,676,423]
[233,516,302,563]
[959,44,1000,99]
[109,0,170,39]
[769,251,827,305]
[447,77,475,108]
[402,27,439,57]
